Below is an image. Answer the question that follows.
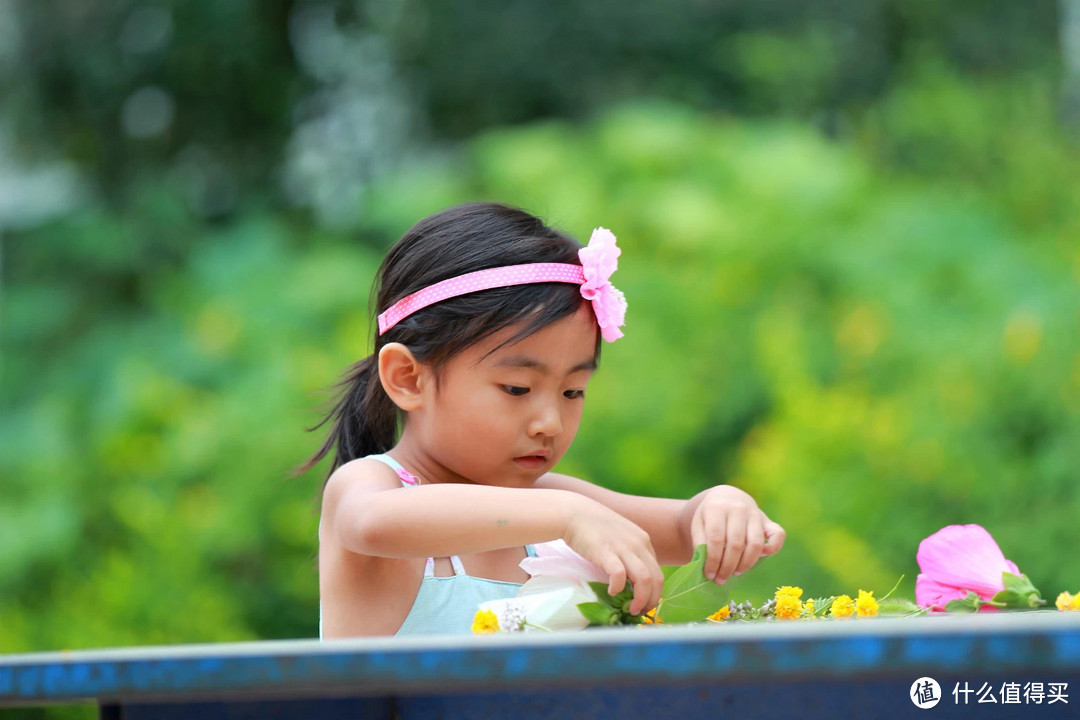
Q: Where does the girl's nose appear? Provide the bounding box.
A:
[529,401,563,437]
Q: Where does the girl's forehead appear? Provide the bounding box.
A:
[470,308,599,371]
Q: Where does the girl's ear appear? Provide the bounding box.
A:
[378,343,428,411]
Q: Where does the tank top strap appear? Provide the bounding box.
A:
[422,555,467,576]
[365,453,420,486]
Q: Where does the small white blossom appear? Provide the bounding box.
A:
[497,602,527,632]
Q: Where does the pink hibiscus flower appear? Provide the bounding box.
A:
[915,524,1020,611]
[520,539,608,585]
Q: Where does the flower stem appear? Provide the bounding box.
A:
[524,622,553,632]
[879,575,904,602]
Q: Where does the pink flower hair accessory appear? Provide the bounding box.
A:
[579,228,628,342]
[376,227,628,342]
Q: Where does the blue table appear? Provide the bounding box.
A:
[2,612,1079,718]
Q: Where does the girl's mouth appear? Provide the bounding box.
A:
[513,455,549,469]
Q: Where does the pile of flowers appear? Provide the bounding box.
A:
[704,585,893,622]
[472,539,611,633]
[472,524,1079,634]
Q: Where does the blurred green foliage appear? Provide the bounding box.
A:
[2,0,1080,669]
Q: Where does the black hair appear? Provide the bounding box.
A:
[299,202,598,479]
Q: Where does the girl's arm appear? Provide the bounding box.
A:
[535,473,785,582]
[323,458,664,614]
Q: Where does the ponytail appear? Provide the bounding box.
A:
[297,354,398,481]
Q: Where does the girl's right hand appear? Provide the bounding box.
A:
[561,496,664,616]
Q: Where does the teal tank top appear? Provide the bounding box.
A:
[319,454,535,638]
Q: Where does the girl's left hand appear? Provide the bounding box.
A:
[688,485,785,584]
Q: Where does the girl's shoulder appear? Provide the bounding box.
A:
[322,457,405,508]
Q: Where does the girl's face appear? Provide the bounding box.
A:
[406,303,598,487]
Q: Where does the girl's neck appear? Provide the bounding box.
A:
[387,434,471,486]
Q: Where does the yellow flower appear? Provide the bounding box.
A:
[803,598,815,617]
[775,594,803,620]
[855,589,879,618]
[471,609,500,634]
[642,607,662,624]
[775,586,804,600]
[1057,591,1080,611]
[831,594,855,618]
[708,606,731,622]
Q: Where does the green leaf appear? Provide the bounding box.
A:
[811,596,836,617]
[878,598,926,616]
[577,601,619,626]
[944,600,977,613]
[991,577,1046,609]
[587,581,619,607]
[944,591,982,613]
[612,586,636,614]
[585,581,643,625]
[655,544,730,624]
[991,589,1021,606]
[998,572,1045,608]
[1001,572,1032,594]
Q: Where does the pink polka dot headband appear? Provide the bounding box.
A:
[377,227,628,342]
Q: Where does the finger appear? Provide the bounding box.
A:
[762,520,786,555]
[631,546,664,615]
[703,514,727,581]
[646,556,665,613]
[643,540,663,613]
[690,510,711,577]
[690,511,706,552]
[603,558,627,598]
[623,554,658,616]
[736,516,765,574]
[716,512,747,583]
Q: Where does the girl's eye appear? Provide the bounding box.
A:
[503,385,530,396]
[564,389,585,399]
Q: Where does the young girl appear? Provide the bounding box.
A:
[307,202,785,638]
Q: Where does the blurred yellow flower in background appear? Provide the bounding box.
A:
[855,590,879,618]
[775,586,803,600]
[773,585,804,620]
[1056,591,1080,611]
[775,596,803,620]
[831,594,855,618]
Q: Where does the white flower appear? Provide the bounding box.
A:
[480,575,598,632]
